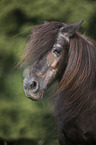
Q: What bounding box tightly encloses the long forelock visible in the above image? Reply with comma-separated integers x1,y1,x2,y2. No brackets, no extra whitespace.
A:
24,21,65,65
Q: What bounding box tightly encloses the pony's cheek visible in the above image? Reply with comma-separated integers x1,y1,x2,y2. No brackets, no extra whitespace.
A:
43,68,57,88
47,53,56,66
51,60,57,69
47,53,61,70
51,59,60,69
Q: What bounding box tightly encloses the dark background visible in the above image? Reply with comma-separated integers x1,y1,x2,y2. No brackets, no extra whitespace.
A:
0,0,96,144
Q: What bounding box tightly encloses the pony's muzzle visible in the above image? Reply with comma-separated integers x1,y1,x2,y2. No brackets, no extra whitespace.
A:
23,76,44,101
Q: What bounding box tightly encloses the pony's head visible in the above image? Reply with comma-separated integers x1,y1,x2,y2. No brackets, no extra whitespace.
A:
23,20,84,101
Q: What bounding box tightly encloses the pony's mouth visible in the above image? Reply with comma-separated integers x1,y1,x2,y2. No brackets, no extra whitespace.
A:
24,88,44,101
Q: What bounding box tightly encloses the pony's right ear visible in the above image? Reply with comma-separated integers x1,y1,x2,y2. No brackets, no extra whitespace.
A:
59,20,84,40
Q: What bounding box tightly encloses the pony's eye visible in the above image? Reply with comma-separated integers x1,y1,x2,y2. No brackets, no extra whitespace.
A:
53,48,62,56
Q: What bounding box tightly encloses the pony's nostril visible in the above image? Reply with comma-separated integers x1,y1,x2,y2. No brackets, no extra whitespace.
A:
30,81,37,89
30,81,38,92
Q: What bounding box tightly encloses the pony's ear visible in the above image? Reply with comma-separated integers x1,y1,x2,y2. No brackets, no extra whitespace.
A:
59,20,84,38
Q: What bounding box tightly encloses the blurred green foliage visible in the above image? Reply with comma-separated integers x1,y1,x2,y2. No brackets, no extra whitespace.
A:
0,0,96,144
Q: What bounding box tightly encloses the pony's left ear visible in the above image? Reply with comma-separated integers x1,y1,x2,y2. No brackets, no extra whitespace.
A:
59,20,84,38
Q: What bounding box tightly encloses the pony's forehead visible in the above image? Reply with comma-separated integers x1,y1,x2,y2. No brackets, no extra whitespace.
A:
26,21,66,64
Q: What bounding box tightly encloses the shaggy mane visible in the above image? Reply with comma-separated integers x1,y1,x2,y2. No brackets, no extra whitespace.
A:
56,32,96,119
59,33,96,90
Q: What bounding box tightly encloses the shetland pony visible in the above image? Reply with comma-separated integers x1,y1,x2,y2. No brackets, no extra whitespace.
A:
23,20,96,145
